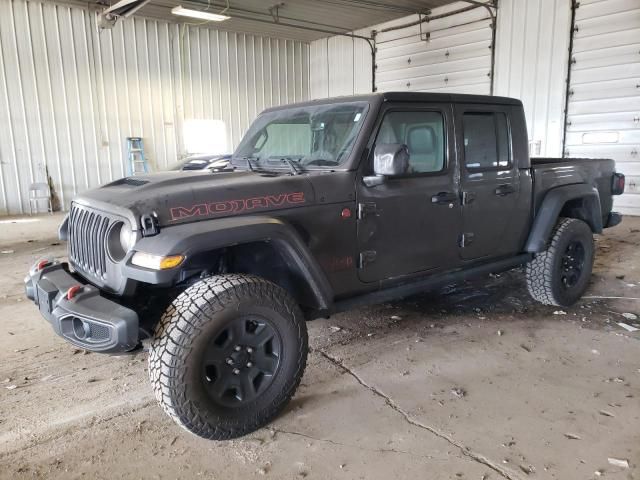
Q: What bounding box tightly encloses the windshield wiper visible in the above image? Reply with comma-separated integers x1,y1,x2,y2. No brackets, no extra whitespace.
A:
279,157,304,176
235,155,304,175
235,155,261,172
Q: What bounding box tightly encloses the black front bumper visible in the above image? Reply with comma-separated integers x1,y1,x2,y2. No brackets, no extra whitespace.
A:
25,261,139,354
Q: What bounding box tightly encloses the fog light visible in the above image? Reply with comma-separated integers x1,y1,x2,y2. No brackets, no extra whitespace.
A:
131,252,184,270
72,317,90,340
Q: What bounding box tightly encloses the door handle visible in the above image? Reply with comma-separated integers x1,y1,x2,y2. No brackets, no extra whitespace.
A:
431,191,458,205
494,184,516,196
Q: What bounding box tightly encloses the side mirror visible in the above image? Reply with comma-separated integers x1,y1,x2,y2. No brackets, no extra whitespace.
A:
363,143,410,187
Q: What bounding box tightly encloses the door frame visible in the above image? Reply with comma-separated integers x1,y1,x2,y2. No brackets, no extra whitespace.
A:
453,103,524,261
354,101,462,283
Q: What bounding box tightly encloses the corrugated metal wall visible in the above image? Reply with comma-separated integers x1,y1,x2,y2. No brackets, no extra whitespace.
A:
309,30,372,99
0,0,309,215
493,0,572,157
565,0,640,215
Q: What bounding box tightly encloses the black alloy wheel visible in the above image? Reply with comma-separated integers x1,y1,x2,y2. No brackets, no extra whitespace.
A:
560,240,586,289
202,316,281,407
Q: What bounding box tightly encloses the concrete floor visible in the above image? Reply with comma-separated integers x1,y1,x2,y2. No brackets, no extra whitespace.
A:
0,213,639,480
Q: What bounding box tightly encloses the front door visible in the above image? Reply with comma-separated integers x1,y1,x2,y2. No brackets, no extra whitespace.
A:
454,104,529,260
356,104,462,283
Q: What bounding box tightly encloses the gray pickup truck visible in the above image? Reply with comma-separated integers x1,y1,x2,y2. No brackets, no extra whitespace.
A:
25,92,625,440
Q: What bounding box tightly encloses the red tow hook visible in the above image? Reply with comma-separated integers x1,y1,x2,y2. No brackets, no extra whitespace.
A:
66,285,83,300
37,260,51,271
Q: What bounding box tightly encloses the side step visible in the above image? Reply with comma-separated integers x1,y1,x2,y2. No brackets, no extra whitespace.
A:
333,254,533,314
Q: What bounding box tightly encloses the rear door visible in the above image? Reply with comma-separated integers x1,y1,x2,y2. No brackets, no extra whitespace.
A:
356,103,462,283
455,104,529,260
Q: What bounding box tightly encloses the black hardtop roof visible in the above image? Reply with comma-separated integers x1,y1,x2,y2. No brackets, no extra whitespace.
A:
262,91,522,113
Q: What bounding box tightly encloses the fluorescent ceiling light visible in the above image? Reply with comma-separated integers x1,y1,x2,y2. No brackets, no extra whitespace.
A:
171,6,230,22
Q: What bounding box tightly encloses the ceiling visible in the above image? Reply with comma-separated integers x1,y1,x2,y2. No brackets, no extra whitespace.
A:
95,0,466,42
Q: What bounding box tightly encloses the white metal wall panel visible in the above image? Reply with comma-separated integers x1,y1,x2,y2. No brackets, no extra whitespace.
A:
180,30,308,151
493,0,572,157
0,0,309,215
565,0,640,215
309,29,372,99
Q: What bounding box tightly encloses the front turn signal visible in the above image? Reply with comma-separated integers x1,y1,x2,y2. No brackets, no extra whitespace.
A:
131,252,184,270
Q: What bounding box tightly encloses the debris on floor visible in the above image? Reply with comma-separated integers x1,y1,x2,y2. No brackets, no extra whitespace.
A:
564,433,581,440
450,387,466,398
553,310,567,315
519,464,535,475
621,312,638,321
617,322,639,332
607,458,630,468
257,462,271,475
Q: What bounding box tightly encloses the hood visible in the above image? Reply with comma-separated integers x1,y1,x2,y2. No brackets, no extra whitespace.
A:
76,170,317,229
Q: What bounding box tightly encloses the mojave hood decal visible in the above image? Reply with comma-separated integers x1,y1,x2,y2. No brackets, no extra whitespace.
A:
170,191,306,221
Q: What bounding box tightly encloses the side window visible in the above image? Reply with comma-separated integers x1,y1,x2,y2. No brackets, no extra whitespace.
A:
375,111,445,174
462,112,510,170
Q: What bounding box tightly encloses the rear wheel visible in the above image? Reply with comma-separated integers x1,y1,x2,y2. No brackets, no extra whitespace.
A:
526,217,594,306
148,274,307,439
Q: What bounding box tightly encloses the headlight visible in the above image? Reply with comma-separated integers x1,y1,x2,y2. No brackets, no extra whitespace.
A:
131,252,184,270
119,222,135,252
106,221,135,262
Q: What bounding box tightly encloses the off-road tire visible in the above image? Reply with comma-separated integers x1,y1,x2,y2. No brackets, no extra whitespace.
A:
148,274,307,440
526,217,594,307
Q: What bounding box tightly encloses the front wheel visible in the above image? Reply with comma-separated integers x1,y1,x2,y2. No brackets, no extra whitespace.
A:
526,217,595,307
148,274,308,440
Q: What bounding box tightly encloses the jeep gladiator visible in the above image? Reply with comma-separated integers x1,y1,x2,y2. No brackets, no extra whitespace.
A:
24,92,625,439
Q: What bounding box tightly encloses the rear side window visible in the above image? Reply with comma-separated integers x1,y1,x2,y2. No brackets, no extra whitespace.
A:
376,111,445,174
462,112,510,170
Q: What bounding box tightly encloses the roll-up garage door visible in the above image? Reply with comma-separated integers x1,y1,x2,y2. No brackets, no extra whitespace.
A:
565,0,640,215
374,2,494,95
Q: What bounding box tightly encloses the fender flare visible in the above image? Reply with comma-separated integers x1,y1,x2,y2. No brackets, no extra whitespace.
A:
525,184,602,253
123,216,334,311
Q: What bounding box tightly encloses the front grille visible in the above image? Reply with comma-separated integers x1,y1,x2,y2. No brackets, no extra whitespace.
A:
68,204,110,278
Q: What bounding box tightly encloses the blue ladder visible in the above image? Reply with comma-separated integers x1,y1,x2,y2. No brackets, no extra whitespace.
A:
126,137,149,175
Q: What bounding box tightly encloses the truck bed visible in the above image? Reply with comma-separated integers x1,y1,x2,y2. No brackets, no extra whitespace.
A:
530,157,616,223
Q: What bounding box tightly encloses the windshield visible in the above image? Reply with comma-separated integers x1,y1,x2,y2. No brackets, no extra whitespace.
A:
233,101,369,170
